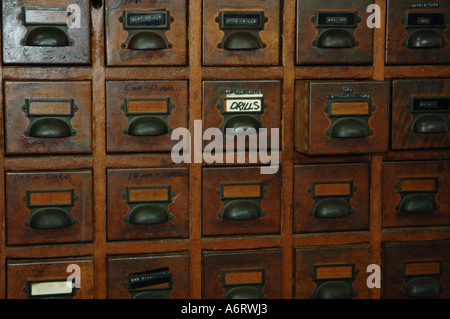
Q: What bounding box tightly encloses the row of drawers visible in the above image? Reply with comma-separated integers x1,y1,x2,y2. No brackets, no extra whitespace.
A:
3,0,450,66
3,79,450,155
6,241,450,299
4,160,449,245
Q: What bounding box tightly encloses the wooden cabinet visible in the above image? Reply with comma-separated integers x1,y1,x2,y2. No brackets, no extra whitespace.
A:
0,0,448,301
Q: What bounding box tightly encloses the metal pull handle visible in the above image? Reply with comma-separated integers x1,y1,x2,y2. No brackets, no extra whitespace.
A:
219,269,267,299
124,267,176,299
400,261,445,297
19,7,75,47
122,186,175,225
121,98,174,136
217,183,267,220
216,11,268,50
22,99,78,138
310,264,358,299
324,88,375,139
312,11,360,48
23,189,78,229
407,97,450,133
395,177,441,214
119,9,173,50
308,181,357,218
402,12,448,48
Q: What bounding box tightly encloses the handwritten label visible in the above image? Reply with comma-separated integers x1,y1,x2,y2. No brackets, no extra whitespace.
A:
225,93,263,113
127,170,188,181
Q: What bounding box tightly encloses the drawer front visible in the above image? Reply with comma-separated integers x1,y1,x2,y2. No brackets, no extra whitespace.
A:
107,252,189,299
383,241,450,299
391,79,450,150
386,0,450,65
294,163,370,233
202,0,281,66
294,245,372,299
202,80,281,152
2,0,91,65
202,167,281,236
382,161,450,228
5,81,92,155
105,0,187,66
106,81,189,153
203,249,282,299
7,257,94,299
107,168,189,241
295,80,390,155
6,170,93,246
296,0,374,65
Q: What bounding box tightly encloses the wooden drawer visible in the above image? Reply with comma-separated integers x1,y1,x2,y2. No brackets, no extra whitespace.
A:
296,0,374,65
5,81,92,155
391,78,450,151
2,0,91,65
6,170,93,246
106,81,189,153
107,252,189,299
106,168,189,241
382,161,450,228
105,0,187,66
202,249,282,299
294,245,372,299
383,241,450,299
7,257,94,299
386,0,450,65
202,80,281,151
202,0,281,66
294,163,370,233
294,80,390,155
202,166,281,237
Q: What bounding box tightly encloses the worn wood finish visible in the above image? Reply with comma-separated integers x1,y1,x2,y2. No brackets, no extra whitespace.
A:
385,0,450,65
105,0,188,66
202,166,281,236
5,170,93,245
106,81,189,153
0,0,448,300
6,257,94,299
202,80,281,151
294,244,372,299
106,168,189,241
4,81,92,155
294,80,390,155
202,249,282,299
382,161,450,228
294,163,370,233
202,0,281,66
296,0,374,65
2,0,91,65
391,78,450,150
106,252,190,299
383,241,450,299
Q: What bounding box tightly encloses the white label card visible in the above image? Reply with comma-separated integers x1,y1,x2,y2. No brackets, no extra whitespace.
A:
225,93,264,113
